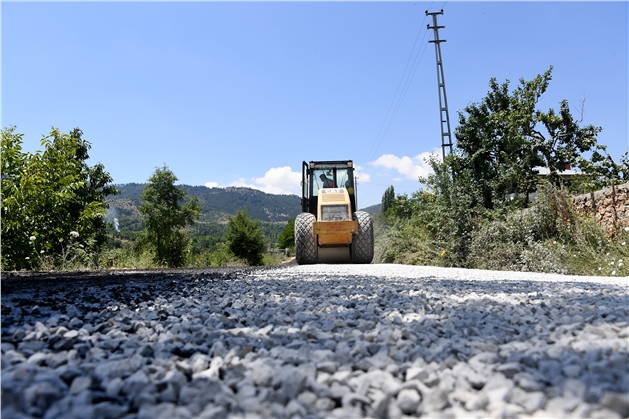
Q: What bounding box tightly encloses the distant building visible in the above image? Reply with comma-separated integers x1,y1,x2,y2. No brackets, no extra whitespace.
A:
533,164,578,180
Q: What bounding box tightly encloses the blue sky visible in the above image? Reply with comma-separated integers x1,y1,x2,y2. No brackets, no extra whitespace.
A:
3,1,628,208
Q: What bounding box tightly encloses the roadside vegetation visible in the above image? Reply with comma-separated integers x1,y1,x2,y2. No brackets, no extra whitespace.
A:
1,127,119,271
375,68,629,276
3,67,627,273
1,127,291,271
135,165,201,268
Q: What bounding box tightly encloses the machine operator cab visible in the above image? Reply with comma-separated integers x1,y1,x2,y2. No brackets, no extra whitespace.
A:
301,160,356,217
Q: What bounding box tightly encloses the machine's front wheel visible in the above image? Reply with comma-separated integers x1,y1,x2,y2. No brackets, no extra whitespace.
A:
295,213,318,265
351,211,374,264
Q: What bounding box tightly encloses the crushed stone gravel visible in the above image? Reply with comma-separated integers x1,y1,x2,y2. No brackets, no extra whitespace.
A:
1,264,628,418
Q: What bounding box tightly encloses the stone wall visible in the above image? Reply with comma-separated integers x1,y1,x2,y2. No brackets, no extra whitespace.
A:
571,182,629,233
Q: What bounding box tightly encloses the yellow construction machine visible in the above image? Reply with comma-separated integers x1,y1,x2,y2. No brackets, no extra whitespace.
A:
295,160,373,264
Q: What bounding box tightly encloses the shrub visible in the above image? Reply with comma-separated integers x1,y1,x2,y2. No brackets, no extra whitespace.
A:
376,180,627,276
376,217,439,266
1,127,118,271
277,218,295,251
226,209,266,266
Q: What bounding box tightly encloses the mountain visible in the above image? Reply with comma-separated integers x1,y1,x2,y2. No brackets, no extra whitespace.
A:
107,184,302,226
361,203,382,215
106,184,377,241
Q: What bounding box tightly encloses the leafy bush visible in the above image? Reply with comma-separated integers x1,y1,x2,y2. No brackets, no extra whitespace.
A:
1,127,118,271
376,176,628,276
101,247,158,270
277,218,295,250
467,209,568,274
226,209,266,266
467,213,532,272
375,216,439,266
518,241,568,274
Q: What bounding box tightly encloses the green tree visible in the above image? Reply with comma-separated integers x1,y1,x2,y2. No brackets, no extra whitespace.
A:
381,185,395,215
576,148,629,190
277,218,295,250
226,209,266,266
1,126,118,270
137,165,201,267
378,69,627,273
454,66,609,209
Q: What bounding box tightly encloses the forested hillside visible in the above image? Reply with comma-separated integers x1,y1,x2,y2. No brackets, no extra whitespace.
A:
108,184,301,225
106,184,302,256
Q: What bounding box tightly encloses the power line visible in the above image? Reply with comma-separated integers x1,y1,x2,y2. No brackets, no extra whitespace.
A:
365,27,431,167
362,5,435,168
380,36,431,149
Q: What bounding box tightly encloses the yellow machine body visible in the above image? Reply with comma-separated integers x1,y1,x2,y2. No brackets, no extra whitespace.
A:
296,159,373,265
313,188,357,247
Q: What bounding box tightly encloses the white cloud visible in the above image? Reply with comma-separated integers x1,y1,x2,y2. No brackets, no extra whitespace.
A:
370,150,440,181
206,167,301,195
228,177,257,189
353,164,371,184
252,166,301,195
207,163,378,196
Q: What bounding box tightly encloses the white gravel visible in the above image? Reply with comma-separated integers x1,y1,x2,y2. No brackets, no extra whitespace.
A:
2,264,628,419
288,264,629,285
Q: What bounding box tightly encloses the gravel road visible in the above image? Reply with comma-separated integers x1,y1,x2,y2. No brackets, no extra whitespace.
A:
1,264,628,418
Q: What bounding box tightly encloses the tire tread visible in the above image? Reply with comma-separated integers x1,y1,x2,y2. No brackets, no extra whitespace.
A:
351,211,374,264
295,213,317,265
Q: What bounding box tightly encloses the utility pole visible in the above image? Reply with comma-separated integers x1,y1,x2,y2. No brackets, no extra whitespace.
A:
426,9,453,160
354,176,359,210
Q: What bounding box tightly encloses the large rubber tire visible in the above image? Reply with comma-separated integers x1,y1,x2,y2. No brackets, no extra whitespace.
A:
295,213,318,265
351,211,374,264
